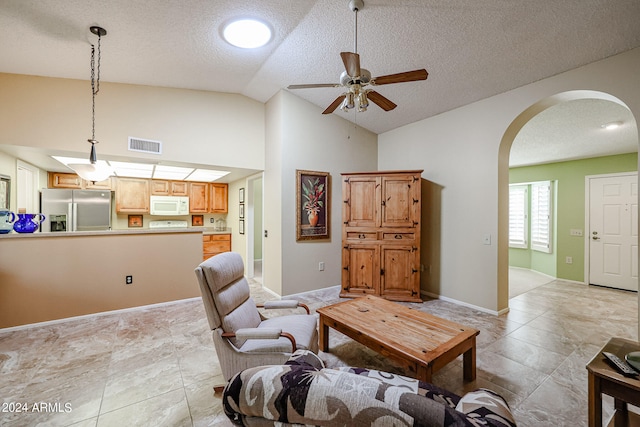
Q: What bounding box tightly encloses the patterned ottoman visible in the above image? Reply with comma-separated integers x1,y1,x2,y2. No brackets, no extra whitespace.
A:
222,350,516,426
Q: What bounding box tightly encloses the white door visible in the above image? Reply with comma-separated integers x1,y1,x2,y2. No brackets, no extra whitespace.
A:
588,173,638,291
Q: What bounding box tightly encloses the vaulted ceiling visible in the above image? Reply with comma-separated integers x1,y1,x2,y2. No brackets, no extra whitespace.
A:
1,0,639,166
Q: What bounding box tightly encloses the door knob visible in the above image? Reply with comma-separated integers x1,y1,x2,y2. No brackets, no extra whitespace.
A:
592,236,600,240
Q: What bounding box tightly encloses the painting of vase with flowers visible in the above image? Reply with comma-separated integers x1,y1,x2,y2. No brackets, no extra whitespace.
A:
296,170,330,241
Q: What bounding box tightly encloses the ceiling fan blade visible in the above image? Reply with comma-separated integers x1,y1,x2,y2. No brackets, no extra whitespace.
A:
372,69,428,86
340,52,361,78
288,83,340,89
367,91,397,111
322,96,345,114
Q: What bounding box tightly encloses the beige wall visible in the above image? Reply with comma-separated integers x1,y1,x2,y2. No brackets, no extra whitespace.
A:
271,91,378,296
0,73,265,170
0,232,202,328
378,47,640,314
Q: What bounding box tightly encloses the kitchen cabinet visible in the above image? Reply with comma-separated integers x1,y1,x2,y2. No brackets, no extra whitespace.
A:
150,180,189,196
189,182,209,213
210,183,228,213
203,233,231,261
115,177,150,213
341,170,422,302
48,172,112,190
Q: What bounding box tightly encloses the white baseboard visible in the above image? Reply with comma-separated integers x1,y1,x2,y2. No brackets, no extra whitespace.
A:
421,290,509,316
0,297,202,333
285,285,341,300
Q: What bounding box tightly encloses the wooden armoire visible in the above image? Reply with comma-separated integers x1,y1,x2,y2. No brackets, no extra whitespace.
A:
341,170,423,302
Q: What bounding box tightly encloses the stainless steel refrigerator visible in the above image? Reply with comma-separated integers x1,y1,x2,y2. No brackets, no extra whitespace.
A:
40,189,112,232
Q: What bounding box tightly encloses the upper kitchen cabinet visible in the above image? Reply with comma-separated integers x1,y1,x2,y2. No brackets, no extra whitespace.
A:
210,183,228,213
188,182,209,213
48,172,112,190
115,177,150,213
150,180,188,196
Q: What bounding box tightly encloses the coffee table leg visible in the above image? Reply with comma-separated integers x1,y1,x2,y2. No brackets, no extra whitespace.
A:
319,315,329,352
417,365,433,383
463,339,476,381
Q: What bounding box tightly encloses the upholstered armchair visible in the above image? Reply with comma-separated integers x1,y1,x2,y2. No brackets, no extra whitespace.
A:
194,252,319,388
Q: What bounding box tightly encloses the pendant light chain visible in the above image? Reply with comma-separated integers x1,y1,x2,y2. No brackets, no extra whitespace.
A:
90,33,102,142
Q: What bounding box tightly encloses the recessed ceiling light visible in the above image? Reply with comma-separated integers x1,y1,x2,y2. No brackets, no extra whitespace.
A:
223,19,272,48
185,169,230,182
602,121,623,130
51,156,229,182
153,165,193,180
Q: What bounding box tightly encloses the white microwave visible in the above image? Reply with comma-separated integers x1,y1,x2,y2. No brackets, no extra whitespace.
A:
150,196,189,216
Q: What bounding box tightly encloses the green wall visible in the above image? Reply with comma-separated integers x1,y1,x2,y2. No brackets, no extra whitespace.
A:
509,152,637,282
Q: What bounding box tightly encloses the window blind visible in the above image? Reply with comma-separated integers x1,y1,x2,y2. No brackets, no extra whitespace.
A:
509,185,528,248
531,181,552,253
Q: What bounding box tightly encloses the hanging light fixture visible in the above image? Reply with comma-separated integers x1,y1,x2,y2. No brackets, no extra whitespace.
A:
68,26,113,183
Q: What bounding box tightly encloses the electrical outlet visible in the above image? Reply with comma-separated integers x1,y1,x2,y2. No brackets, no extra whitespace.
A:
126,275,133,284
210,218,214,223
319,262,325,271
565,257,573,264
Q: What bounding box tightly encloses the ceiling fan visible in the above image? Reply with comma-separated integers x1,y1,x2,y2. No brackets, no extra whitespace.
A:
287,0,428,115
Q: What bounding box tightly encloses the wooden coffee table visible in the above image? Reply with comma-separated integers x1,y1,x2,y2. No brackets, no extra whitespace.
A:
317,295,480,382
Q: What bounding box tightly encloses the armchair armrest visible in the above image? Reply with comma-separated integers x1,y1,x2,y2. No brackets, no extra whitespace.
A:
258,300,311,314
222,328,297,352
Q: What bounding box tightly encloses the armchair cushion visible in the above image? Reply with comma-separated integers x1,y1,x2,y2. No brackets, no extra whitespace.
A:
239,315,319,354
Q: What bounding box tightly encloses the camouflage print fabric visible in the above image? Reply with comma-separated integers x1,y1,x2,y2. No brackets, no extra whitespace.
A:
222,355,516,427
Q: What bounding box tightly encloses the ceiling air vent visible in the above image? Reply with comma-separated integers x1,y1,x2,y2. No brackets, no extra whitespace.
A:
128,137,162,155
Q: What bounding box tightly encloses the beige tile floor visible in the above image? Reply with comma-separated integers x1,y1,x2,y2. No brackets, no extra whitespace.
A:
0,274,637,426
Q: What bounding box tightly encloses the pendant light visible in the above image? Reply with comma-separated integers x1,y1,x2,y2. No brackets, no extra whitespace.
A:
68,26,112,183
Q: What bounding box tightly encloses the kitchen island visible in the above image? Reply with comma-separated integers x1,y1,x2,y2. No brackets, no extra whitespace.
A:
0,228,223,329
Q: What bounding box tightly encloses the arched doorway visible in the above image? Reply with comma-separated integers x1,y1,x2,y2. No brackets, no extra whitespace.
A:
497,90,639,310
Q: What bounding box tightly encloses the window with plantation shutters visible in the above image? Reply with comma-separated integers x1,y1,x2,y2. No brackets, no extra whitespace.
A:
531,181,552,253
509,185,528,248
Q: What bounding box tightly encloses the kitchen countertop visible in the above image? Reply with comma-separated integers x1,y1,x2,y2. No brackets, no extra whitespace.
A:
0,227,232,239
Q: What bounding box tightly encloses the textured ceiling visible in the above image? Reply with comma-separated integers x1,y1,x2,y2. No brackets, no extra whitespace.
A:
0,0,639,167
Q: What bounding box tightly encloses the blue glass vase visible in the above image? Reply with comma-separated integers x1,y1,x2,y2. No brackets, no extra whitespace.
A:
13,213,46,233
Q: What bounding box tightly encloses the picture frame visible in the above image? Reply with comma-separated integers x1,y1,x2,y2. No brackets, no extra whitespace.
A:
191,214,204,226
239,204,245,219
239,187,245,203
296,169,330,241
0,174,10,210
128,214,143,228
239,219,245,235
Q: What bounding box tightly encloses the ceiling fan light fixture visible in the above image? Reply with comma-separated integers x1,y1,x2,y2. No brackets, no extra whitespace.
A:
346,92,355,109
222,19,272,48
358,91,369,110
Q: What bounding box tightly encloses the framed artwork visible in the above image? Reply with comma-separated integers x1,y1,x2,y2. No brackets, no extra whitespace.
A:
239,219,245,235
239,204,245,219
191,214,204,226
128,214,143,228
296,170,330,241
0,174,9,210
239,187,245,203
